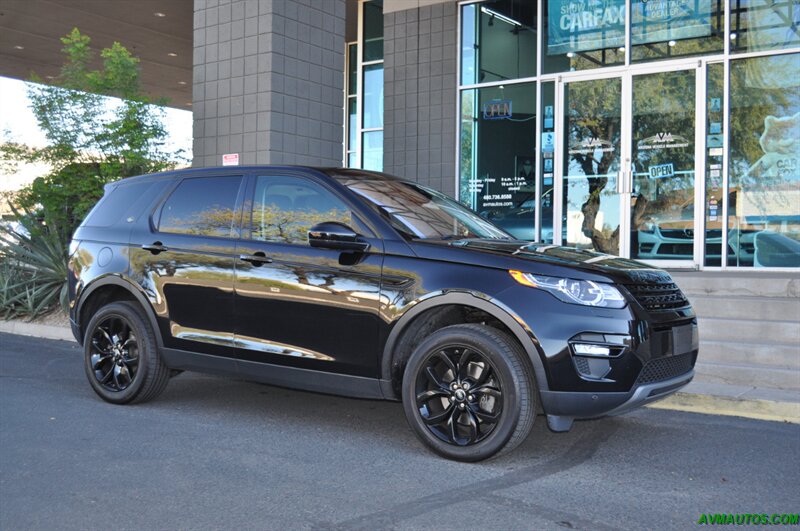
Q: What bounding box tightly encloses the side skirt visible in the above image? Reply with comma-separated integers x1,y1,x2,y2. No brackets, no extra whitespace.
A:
162,348,385,400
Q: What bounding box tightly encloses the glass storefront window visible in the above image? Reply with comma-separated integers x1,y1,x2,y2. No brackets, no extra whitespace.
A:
562,77,622,254
363,130,383,171
731,0,800,53
705,63,726,266
543,0,626,73
541,82,556,243
630,69,697,262
728,54,800,267
363,64,383,129
459,83,537,240
631,0,725,62
461,1,537,85
363,0,384,62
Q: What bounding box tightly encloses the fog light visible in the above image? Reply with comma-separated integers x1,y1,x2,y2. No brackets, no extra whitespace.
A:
573,344,611,356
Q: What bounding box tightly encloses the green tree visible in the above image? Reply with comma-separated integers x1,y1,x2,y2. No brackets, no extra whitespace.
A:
2,28,186,242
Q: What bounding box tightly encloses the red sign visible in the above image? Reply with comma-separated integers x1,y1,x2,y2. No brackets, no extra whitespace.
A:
222,153,239,166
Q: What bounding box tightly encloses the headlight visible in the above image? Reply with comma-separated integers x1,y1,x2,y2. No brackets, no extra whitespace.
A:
509,270,627,309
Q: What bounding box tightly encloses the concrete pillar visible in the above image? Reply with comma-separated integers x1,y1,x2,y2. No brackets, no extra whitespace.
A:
192,0,346,167
382,0,458,196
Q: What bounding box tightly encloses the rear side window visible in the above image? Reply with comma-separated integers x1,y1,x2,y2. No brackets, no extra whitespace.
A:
158,176,242,238
83,180,157,227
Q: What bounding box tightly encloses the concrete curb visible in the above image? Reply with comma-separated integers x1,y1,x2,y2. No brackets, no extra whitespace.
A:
1,322,799,425
0,320,74,342
647,392,800,424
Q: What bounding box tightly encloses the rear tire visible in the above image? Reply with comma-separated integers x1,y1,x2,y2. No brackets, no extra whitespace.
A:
401,324,536,462
83,301,170,404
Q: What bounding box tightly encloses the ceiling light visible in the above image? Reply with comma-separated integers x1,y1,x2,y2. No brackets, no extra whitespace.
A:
480,6,521,27
618,46,625,52
13,45,24,50
154,12,166,17
668,40,677,47
566,52,575,58
178,81,187,85
167,52,178,57
730,33,737,40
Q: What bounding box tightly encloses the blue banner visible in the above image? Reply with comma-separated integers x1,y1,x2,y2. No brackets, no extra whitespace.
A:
547,0,712,55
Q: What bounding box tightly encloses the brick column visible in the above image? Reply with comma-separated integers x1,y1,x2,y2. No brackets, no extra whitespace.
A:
192,0,346,167
383,0,458,196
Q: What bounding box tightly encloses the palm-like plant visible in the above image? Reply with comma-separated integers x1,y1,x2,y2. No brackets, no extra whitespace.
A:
0,207,69,319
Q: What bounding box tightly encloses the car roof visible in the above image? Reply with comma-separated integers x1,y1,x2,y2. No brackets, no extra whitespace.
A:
114,166,403,186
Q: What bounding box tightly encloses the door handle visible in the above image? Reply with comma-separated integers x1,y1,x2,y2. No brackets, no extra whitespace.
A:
142,242,168,254
239,252,272,265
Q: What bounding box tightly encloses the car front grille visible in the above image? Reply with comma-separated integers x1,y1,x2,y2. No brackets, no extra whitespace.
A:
624,281,691,312
635,352,696,386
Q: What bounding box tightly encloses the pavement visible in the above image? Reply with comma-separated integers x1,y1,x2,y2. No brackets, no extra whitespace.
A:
2,318,798,425
1,332,799,530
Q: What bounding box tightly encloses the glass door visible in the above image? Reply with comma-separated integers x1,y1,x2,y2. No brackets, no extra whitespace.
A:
628,66,701,266
554,64,703,266
556,75,624,256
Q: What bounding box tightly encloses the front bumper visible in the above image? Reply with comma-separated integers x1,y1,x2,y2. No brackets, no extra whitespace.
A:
539,368,694,431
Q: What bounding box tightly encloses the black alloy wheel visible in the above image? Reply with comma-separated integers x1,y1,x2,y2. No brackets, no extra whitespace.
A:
89,316,139,392
415,346,503,446
402,324,536,462
83,301,170,404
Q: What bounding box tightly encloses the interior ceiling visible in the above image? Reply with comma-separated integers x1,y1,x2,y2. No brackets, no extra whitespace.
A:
0,0,192,109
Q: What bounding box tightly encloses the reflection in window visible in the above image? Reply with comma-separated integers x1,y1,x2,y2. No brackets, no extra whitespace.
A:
731,0,800,53
250,176,352,245
459,83,537,240
729,54,800,267
630,70,696,261
159,177,242,238
631,0,724,62
363,65,384,129
461,0,537,85
563,78,622,255
363,130,383,171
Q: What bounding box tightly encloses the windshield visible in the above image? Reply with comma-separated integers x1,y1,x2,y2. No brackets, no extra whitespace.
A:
335,176,511,240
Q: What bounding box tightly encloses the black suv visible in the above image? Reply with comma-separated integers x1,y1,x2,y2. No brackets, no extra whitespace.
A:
68,167,698,461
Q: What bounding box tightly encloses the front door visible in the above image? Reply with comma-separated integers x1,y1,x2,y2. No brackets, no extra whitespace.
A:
233,171,384,378
555,63,702,266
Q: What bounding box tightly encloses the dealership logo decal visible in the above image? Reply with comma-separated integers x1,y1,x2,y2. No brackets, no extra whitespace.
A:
639,132,691,150
569,136,614,154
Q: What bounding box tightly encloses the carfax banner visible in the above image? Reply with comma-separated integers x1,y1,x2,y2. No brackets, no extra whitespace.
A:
547,0,712,55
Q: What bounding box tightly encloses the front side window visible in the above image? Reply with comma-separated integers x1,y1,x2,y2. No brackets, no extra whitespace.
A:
249,176,352,245
158,176,242,238
338,176,510,240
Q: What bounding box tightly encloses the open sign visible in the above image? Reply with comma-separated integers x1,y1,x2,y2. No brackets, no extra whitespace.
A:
649,163,674,179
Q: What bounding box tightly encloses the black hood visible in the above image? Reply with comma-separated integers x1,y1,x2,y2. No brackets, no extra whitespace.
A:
433,239,670,284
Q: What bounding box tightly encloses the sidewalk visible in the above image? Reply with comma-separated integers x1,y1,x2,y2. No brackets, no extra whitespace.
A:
2,317,798,424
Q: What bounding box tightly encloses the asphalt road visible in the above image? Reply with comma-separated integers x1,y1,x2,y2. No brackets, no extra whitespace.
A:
1,332,798,531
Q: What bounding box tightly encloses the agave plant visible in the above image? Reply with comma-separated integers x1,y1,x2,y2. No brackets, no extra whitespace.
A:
0,207,69,320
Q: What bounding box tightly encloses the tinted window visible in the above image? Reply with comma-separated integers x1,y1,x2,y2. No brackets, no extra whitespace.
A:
249,176,352,245
83,180,157,227
158,176,242,237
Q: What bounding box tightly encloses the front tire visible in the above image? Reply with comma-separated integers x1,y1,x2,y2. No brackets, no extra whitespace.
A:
83,301,170,404
402,324,536,462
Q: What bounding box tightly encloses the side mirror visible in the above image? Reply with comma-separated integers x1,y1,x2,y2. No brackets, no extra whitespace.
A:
308,222,370,252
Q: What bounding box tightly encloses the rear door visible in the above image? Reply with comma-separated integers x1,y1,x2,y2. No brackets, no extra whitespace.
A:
129,173,245,358
233,171,384,377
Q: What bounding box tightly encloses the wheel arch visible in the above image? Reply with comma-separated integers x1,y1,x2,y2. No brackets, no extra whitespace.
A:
380,291,549,399
76,275,162,348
